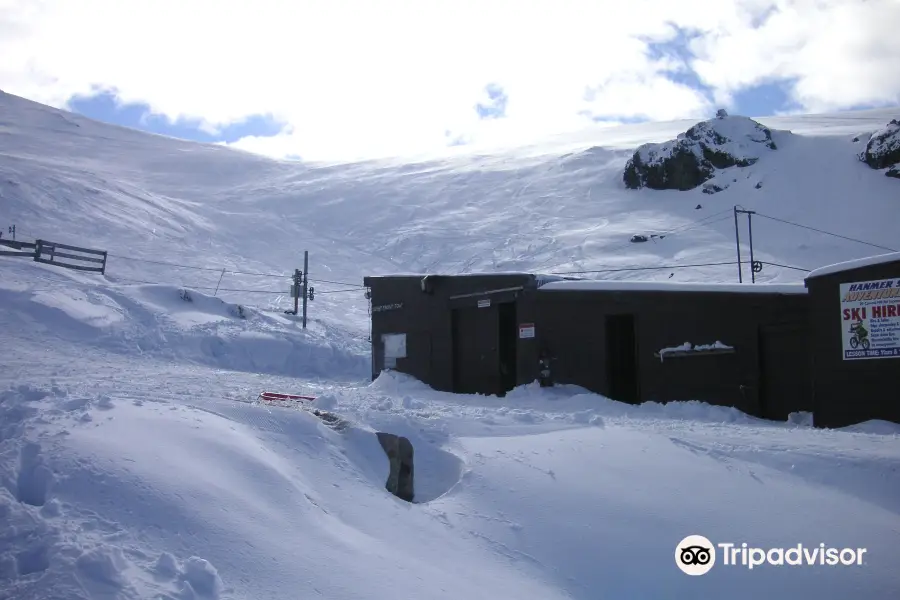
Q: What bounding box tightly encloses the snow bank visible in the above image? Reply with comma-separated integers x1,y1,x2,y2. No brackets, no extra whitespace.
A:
539,280,807,294
0,278,369,381
656,340,734,362
806,251,900,279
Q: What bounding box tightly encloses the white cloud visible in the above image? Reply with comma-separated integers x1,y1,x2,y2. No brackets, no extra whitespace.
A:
688,0,900,112
0,0,898,161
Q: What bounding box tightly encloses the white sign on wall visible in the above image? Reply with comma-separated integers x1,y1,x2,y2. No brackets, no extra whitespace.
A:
519,323,535,339
383,333,407,359
840,277,900,360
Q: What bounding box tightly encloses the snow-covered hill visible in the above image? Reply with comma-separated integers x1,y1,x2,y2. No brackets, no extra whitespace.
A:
2,91,900,599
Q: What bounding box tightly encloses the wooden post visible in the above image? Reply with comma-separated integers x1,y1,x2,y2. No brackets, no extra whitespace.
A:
302,250,309,329
101,251,108,275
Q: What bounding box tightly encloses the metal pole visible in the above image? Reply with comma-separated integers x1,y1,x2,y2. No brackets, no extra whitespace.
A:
733,206,743,283
214,268,226,296
293,268,301,315
302,250,309,329
747,211,756,284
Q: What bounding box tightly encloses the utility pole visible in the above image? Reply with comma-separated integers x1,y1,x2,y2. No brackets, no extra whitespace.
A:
747,210,756,283
735,207,759,283
733,206,743,283
301,250,309,329
292,268,301,315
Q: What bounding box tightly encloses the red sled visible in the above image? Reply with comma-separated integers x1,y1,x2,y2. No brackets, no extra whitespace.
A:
257,391,316,405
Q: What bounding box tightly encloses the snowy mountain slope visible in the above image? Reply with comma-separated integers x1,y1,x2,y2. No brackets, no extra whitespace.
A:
3,90,898,308
3,91,900,599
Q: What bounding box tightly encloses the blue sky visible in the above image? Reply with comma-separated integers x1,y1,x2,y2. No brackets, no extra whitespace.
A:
68,91,286,144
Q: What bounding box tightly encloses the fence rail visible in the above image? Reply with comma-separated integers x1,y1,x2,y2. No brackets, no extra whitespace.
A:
0,238,107,274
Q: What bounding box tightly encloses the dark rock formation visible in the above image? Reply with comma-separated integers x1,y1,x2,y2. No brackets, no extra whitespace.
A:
376,432,414,502
858,119,900,176
309,408,348,430
623,115,780,191
702,182,727,195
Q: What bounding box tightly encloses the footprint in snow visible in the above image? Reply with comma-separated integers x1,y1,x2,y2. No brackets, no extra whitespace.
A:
15,442,53,507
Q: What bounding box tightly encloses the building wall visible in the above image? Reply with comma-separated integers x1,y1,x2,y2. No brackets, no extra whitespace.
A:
364,274,815,423
534,289,811,419
364,274,541,394
806,259,900,428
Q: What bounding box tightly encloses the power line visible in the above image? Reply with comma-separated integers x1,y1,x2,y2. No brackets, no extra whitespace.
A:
309,277,365,288
112,276,288,295
107,253,289,278
760,261,810,272
224,269,290,279
550,261,740,276
551,259,812,278
754,213,897,253
314,288,367,295
663,209,734,237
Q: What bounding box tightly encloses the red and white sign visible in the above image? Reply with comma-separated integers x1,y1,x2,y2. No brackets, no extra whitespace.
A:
257,391,316,406
519,323,535,339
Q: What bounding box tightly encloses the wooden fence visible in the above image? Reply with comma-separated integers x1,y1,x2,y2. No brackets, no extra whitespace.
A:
0,238,108,274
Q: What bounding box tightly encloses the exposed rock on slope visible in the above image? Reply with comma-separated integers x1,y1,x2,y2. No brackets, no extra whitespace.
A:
858,119,900,178
623,111,781,191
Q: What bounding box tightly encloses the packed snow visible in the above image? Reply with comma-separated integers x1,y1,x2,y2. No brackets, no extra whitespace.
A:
2,91,900,599
538,280,806,294
807,251,900,279
656,341,735,362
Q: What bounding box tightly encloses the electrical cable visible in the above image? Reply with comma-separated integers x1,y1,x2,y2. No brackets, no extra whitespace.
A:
754,213,897,252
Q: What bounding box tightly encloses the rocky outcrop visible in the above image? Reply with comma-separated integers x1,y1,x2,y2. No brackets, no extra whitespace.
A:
376,432,414,502
858,119,900,177
623,113,780,191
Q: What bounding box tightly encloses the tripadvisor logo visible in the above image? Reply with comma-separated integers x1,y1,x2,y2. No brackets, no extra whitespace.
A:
675,535,868,575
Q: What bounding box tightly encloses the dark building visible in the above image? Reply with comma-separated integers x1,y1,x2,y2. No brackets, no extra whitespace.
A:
534,280,811,420
363,273,558,396
364,273,813,421
804,252,900,428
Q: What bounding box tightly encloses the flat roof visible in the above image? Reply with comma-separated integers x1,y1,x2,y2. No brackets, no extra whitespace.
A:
805,252,900,280
364,272,573,283
365,271,542,278
538,280,808,294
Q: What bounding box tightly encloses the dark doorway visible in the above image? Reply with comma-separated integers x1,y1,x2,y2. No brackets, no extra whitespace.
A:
759,324,812,420
451,305,500,395
497,302,518,395
606,314,639,403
